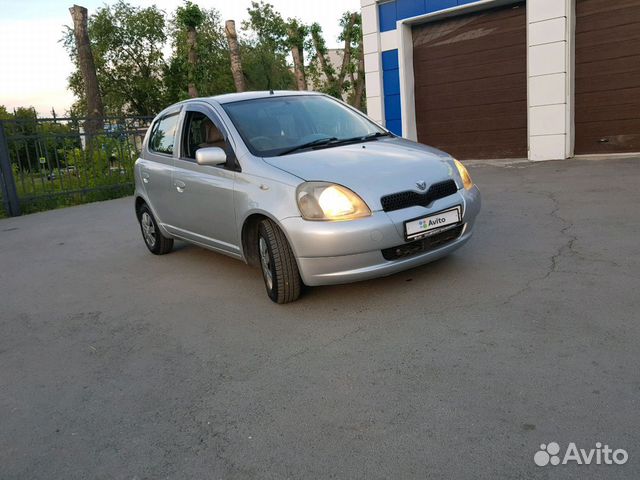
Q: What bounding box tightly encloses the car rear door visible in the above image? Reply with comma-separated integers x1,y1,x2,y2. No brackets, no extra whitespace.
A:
139,107,182,228
168,103,240,255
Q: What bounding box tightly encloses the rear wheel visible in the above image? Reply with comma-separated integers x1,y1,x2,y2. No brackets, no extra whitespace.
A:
257,219,301,304
138,204,173,255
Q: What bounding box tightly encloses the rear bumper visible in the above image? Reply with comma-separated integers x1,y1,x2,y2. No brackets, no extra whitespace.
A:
280,185,481,286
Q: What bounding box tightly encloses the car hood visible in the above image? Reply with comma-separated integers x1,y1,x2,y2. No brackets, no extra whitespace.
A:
263,137,459,211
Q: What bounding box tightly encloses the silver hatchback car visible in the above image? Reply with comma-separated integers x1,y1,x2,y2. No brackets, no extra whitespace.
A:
135,91,480,303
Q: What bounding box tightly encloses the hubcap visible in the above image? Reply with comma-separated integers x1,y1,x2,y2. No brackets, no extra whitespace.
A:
141,212,156,248
259,236,273,291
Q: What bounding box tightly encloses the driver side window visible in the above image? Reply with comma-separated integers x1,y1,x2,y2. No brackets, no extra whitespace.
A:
182,111,229,161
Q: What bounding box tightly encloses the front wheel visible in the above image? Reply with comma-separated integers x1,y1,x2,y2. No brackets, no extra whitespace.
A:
257,219,302,304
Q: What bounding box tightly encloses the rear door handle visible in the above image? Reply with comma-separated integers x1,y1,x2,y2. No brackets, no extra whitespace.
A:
174,180,186,193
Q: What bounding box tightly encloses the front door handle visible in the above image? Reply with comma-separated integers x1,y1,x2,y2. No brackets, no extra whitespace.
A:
174,180,186,193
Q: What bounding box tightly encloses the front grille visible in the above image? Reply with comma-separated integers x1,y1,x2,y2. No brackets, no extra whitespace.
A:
380,180,458,212
381,225,464,261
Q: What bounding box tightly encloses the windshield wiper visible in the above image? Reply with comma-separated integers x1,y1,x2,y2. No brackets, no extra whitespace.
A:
277,132,392,156
277,137,338,156
360,131,394,141
311,131,394,150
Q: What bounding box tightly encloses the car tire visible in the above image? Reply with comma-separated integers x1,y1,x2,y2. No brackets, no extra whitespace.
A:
138,204,173,255
257,218,302,304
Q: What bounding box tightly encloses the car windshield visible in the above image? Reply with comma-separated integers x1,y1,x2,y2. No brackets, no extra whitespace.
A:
221,95,387,157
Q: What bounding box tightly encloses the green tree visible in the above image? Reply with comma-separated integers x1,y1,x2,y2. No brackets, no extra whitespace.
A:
240,3,365,108
69,5,104,136
0,107,78,173
244,1,288,52
287,19,308,90
2,107,39,171
63,1,167,116
341,12,365,110
0,105,12,121
307,11,366,109
175,1,205,98
165,6,235,102
241,1,294,90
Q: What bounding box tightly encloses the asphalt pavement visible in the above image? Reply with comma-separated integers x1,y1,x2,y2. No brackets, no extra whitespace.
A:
1,157,639,479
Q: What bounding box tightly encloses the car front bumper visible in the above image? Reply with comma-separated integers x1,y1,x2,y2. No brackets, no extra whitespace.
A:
280,185,481,286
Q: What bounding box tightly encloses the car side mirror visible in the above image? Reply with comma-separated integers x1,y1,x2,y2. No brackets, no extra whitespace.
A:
196,147,226,166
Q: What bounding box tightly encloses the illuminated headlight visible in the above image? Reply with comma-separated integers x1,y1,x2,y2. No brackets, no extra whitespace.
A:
454,159,474,190
296,182,371,221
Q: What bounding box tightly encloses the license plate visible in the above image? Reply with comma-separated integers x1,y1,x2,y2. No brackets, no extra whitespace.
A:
404,206,461,240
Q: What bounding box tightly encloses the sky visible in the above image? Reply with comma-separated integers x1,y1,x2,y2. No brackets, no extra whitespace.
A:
0,0,360,116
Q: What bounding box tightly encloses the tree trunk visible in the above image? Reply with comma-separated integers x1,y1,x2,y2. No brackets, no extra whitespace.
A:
289,27,306,91
186,25,198,98
349,18,365,110
337,13,357,92
291,45,307,91
225,20,246,93
351,33,366,111
69,5,104,136
311,31,335,85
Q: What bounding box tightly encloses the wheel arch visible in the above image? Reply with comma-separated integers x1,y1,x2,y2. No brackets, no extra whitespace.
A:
134,194,172,239
135,196,146,220
240,211,299,268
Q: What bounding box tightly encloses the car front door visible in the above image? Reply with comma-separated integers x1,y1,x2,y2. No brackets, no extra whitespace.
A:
167,103,240,256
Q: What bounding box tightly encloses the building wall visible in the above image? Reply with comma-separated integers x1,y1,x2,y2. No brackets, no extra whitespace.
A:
527,0,573,160
361,0,575,161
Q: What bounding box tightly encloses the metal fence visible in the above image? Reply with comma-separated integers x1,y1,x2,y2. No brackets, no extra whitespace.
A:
0,115,153,217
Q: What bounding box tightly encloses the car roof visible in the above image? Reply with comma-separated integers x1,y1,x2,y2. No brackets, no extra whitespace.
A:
153,90,326,118
198,90,323,105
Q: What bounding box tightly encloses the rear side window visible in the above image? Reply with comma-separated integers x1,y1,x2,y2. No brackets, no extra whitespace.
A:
149,113,180,155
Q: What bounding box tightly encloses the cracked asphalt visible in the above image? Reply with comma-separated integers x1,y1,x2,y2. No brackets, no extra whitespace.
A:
1,157,639,479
